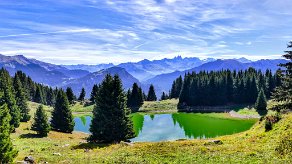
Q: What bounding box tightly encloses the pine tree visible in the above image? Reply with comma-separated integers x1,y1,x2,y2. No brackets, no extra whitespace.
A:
46,87,55,106
226,70,233,102
0,68,21,132
66,87,76,104
127,83,143,112
31,105,50,137
51,90,74,133
126,89,131,107
265,69,275,98
27,76,36,101
161,92,167,100
249,76,258,103
178,75,191,109
146,84,157,101
170,81,176,98
175,76,183,98
89,74,135,142
255,88,267,111
13,74,30,122
272,41,292,111
78,88,86,102
0,104,18,163
90,84,99,104
34,85,44,104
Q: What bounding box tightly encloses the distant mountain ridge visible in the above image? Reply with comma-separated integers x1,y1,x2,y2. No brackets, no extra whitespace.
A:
0,54,90,86
62,63,114,73
63,56,216,81
0,54,285,97
62,67,141,97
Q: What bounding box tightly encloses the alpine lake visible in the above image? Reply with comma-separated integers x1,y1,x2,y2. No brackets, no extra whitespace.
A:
74,113,257,142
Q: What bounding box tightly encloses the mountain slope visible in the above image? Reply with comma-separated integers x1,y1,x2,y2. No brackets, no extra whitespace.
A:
62,67,140,97
117,56,215,81
62,63,114,73
63,56,216,81
0,54,90,86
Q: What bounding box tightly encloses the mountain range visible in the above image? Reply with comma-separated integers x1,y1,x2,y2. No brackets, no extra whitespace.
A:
0,54,286,97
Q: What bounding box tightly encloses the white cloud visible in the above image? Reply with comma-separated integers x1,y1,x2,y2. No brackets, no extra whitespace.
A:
0,0,291,64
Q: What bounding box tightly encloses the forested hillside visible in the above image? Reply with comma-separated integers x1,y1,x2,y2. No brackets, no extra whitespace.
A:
169,68,281,109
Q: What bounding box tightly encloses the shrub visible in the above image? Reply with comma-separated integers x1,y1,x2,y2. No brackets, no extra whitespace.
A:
264,112,281,131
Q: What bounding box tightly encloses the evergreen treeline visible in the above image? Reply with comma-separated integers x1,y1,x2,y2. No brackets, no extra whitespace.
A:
171,68,281,109
11,71,58,107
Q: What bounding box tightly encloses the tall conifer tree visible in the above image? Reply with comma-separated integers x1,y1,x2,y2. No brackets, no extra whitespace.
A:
127,83,143,112
13,74,30,122
89,74,135,142
32,105,50,137
66,87,75,104
0,68,20,132
46,87,55,106
146,84,157,101
34,85,44,104
255,88,267,111
0,104,18,163
90,84,99,104
51,90,74,133
78,88,86,102
272,41,292,111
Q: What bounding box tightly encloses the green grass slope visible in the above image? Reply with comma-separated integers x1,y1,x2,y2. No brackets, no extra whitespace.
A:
13,102,291,163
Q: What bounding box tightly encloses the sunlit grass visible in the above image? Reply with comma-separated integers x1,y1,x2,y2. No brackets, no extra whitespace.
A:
13,102,292,163
139,99,178,113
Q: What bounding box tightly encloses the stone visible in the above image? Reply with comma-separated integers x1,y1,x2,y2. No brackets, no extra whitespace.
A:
24,156,35,164
211,140,223,144
16,161,28,164
61,144,70,147
204,140,223,146
120,141,133,146
53,152,62,156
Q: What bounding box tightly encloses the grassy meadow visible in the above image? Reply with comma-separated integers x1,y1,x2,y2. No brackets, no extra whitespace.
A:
12,101,292,163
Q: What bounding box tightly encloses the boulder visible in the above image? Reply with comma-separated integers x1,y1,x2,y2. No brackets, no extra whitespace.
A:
120,141,133,146
24,156,35,164
53,152,61,156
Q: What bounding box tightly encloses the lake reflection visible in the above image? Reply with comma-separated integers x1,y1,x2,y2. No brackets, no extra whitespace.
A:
74,113,256,142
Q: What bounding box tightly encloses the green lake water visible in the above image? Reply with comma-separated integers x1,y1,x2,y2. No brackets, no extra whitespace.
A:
74,113,257,142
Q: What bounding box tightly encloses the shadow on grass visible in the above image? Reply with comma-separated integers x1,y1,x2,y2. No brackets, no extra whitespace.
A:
19,133,44,138
71,142,111,150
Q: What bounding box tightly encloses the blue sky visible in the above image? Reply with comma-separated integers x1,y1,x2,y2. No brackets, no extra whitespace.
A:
0,0,291,64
